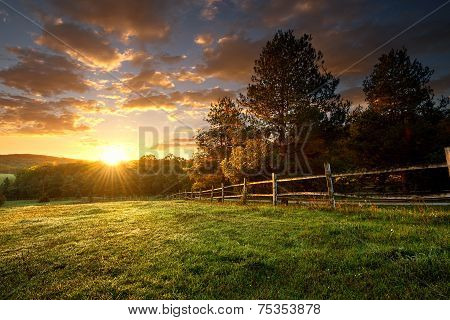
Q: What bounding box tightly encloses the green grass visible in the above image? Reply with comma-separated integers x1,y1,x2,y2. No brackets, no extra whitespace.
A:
1,199,78,208
0,200,448,299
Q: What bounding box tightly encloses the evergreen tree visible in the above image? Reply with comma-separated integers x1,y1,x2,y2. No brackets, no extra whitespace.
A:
350,48,449,167
240,30,350,173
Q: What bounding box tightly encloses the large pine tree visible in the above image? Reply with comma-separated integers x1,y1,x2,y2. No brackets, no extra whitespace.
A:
240,30,350,173
350,48,449,167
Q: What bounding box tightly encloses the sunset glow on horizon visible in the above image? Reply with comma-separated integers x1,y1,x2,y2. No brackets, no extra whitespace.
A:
99,145,129,166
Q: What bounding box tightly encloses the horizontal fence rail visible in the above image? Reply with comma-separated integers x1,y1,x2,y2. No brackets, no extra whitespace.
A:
170,148,450,208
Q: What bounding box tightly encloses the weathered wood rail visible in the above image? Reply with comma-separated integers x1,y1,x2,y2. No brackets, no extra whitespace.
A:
170,148,450,207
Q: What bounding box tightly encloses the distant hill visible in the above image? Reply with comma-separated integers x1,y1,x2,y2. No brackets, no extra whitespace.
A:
0,154,85,173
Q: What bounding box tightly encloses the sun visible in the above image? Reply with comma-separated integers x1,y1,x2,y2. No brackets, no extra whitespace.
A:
100,145,128,166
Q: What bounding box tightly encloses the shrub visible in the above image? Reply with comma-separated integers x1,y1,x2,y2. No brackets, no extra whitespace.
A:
0,194,5,207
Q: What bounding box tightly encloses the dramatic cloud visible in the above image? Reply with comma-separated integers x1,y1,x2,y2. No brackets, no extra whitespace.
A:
2,0,449,142
56,97,108,113
0,47,88,96
47,0,177,41
173,69,205,84
121,87,237,111
36,21,130,70
129,51,153,67
0,94,102,134
196,34,264,82
125,70,174,92
194,33,214,46
245,0,450,81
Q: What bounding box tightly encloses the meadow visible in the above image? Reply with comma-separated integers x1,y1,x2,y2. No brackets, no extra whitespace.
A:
0,200,448,299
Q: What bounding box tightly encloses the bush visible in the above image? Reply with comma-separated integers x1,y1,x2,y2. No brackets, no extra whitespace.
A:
38,196,50,203
0,194,5,207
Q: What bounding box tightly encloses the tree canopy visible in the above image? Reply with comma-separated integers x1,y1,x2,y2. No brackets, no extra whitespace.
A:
349,48,449,167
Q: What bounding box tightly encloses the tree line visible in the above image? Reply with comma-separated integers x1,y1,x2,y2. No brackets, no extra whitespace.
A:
1,30,449,202
1,156,192,201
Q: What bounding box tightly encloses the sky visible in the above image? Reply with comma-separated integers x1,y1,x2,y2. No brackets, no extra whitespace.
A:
0,0,449,161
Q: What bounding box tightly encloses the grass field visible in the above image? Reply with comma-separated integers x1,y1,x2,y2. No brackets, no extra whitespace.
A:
0,200,448,299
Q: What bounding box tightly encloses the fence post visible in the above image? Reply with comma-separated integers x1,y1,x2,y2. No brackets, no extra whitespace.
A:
199,189,202,200
191,189,193,200
324,162,336,209
242,178,247,204
210,185,214,202
272,173,277,206
221,183,224,203
446,147,450,176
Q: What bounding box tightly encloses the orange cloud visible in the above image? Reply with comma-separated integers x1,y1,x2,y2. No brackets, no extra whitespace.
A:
0,94,99,134
36,21,130,70
170,87,237,108
121,87,237,111
129,51,153,67
0,47,88,96
57,98,110,113
194,33,214,46
196,34,264,82
125,70,174,92
47,0,174,41
173,69,206,84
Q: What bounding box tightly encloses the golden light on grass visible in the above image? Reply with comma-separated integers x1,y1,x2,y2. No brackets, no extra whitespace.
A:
99,145,128,166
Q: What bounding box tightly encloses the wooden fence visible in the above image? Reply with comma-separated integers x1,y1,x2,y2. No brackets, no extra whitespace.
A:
170,148,450,207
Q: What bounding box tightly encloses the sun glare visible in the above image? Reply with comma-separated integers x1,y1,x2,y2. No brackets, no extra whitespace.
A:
100,146,128,166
